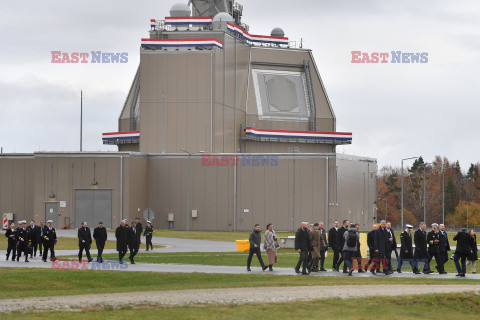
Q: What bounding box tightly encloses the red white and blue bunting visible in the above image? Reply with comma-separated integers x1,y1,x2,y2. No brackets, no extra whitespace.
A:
227,23,289,46
165,16,213,25
244,127,352,144
102,131,140,144
141,38,223,49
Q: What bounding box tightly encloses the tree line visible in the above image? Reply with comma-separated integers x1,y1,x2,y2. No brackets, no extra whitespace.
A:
377,156,480,229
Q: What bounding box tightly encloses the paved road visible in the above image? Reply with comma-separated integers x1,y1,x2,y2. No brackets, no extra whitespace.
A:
1,284,480,313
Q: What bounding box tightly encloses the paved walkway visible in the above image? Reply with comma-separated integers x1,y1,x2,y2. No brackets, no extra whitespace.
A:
1,284,479,313
1,255,479,280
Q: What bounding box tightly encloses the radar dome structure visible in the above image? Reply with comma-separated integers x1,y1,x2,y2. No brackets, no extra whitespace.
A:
170,3,191,17
271,27,285,38
213,12,234,22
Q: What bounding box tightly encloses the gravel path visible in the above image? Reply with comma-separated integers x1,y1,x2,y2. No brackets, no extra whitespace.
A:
2,285,480,313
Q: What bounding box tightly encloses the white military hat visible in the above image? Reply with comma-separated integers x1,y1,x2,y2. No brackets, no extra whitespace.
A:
147,220,151,224
17,220,23,224
47,220,54,223
21,220,27,224
406,224,413,229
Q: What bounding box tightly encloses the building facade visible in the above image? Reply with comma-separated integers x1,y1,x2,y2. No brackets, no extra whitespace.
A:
0,1,377,231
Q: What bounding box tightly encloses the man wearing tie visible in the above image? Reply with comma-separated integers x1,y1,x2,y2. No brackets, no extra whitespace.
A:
135,218,143,246
318,222,328,271
439,224,451,266
414,222,433,274
385,222,396,272
42,220,57,262
128,222,141,264
328,220,340,271
427,223,447,274
93,221,108,263
29,220,40,258
5,222,17,261
78,221,93,263
38,221,45,256
374,220,392,275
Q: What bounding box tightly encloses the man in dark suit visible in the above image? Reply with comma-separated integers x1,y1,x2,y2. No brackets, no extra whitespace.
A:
397,224,418,273
28,220,40,258
128,222,141,264
414,222,432,274
427,223,446,274
453,228,473,277
42,220,57,262
115,220,129,264
295,222,312,275
385,222,396,272
93,221,108,263
38,220,45,256
135,218,143,245
318,222,328,271
328,220,339,271
439,223,451,266
78,221,93,263
5,222,17,261
374,220,391,275
364,224,378,274
335,220,349,273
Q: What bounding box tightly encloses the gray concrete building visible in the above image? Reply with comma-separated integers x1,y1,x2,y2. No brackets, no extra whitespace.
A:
0,1,377,231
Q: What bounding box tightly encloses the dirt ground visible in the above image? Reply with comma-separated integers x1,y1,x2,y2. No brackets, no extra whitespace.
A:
2,284,480,313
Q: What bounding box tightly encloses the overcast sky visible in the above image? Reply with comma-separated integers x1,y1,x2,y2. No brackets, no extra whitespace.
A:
0,0,479,170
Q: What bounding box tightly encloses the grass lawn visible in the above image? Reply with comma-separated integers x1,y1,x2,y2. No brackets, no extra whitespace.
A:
0,268,477,301
99,249,473,274
6,292,480,319
149,230,295,242
0,237,163,251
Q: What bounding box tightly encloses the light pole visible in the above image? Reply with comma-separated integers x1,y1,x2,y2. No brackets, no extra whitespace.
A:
401,157,418,228
378,197,387,221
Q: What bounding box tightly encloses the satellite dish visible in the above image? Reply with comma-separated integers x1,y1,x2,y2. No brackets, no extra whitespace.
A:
143,208,155,221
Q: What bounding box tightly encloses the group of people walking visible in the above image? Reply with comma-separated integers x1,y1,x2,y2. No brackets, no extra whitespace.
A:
77,217,155,264
4,218,155,265
5,220,57,262
246,220,478,277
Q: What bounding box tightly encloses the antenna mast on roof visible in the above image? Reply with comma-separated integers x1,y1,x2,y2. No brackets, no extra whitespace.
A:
189,0,245,27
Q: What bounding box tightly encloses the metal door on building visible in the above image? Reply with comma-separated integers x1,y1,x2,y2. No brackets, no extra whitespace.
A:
75,190,112,229
45,202,58,228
